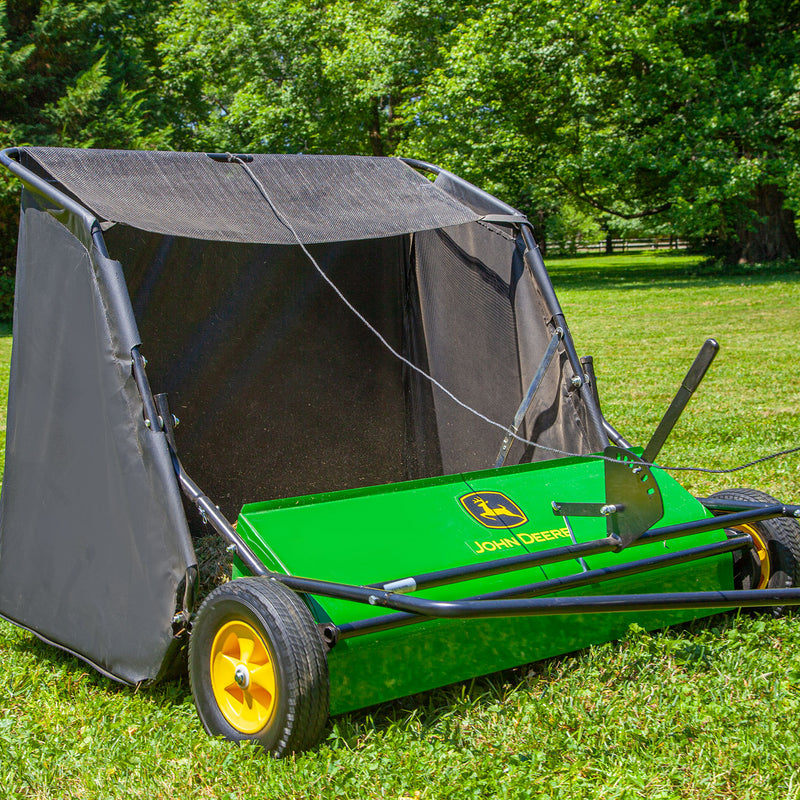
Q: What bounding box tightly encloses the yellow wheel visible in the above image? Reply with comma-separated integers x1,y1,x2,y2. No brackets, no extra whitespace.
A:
189,577,329,756
210,620,277,734
733,523,771,591
711,488,800,616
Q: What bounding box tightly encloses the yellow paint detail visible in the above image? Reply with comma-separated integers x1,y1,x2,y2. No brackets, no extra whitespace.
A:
210,620,277,734
468,527,570,554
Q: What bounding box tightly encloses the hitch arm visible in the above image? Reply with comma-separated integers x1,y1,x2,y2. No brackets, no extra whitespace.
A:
643,338,719,464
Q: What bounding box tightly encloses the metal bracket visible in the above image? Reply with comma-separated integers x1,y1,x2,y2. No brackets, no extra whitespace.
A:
495,328,563,467
552,446,664,549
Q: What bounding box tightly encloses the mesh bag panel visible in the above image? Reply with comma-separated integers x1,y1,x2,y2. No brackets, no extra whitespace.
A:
21,148,479,244
415,225,524,473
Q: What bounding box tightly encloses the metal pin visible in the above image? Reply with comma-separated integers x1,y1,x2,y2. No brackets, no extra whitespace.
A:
562,515,589,573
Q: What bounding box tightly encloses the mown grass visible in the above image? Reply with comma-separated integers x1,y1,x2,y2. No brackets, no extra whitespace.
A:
1,254,799,799
551,252,799,502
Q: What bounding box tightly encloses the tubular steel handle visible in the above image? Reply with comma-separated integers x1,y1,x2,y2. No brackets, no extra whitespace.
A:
643,338,719,464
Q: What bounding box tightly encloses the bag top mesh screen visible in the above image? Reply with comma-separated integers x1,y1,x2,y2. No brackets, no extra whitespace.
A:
21,148,480,244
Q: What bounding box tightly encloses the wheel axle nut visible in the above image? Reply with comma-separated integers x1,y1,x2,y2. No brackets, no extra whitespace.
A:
234,664,250,689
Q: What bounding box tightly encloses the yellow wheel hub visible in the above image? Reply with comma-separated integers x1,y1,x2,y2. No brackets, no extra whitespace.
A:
738,523,771,590
210,620,277,734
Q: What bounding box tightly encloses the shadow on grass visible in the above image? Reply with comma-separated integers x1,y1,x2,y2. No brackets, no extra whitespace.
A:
545,256,800,292
2,619,194,705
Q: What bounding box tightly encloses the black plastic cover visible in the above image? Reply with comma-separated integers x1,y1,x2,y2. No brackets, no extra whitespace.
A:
0,191,195,684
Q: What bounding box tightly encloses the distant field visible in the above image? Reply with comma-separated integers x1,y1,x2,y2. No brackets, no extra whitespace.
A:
550,251,799,502
0,253,799,799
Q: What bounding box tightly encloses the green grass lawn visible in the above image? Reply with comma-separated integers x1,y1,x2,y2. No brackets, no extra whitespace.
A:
1,254,799,799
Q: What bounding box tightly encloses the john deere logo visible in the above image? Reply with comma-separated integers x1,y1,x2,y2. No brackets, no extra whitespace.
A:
459,491,528,529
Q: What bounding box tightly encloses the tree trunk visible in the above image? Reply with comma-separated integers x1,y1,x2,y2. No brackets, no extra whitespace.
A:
733,184,800,263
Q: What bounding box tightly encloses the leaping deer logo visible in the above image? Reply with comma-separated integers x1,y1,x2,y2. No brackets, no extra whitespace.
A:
472,496,525,522
459,491,529,529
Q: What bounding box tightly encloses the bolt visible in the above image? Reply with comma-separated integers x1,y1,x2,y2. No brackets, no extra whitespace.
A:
172,414,180,428
794,509,800,519
225,544,237,554
234,664,250,689
144,418,151,429
600,504,618,516
571,376,582,388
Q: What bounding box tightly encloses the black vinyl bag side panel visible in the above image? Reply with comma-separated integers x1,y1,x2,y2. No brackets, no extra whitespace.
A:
0,191,194,684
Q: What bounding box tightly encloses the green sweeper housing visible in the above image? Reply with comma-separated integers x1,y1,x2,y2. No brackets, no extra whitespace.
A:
1,147,799,756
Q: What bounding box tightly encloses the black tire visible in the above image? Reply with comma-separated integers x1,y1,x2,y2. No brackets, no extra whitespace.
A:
188,577,329,756
710,488,800,616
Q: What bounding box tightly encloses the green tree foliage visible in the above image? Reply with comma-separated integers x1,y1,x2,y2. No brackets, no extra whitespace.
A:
158,0,466,155
1,0,798,281
403,0,800,260
0,0,176,295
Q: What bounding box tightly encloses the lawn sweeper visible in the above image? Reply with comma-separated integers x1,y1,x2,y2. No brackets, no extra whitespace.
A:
1,147,799,756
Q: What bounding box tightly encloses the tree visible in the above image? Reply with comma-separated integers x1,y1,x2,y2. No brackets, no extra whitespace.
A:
158,0,469,155
402,0,800,261
0,0,176,293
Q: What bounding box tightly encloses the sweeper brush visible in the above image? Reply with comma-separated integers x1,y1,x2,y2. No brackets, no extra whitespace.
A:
1,147,798,756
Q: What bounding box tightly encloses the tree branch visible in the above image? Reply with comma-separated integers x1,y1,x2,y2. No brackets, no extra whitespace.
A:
556,175,672,219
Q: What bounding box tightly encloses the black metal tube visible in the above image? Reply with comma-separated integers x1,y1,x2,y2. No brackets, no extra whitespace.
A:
131,348,162,436
175,464,268,578
0,147,102,239
367,587,800,619
603,419,633,449
643,506,788,535
399,158,523,217
338,535,751,639
581,356,633,449
519,225,608,445
369,537,621,592
366,506,779,595
699,497,800,519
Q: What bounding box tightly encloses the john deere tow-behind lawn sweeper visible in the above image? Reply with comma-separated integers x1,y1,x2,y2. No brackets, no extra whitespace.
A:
1,147,798,756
